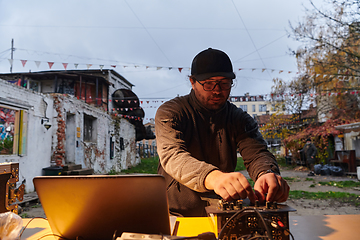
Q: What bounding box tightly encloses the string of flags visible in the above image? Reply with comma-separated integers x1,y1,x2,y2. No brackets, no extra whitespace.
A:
7,58,302,75
7,58,360,81
110,112,142,121
8,58,188,73
75,96,166,106
233,90,360,102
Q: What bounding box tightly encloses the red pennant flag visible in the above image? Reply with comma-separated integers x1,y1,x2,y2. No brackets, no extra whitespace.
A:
140,101,143,104
48,62,54,69
111,65,116,68
178,68,183,73
62,63,68,70
21,60,27,67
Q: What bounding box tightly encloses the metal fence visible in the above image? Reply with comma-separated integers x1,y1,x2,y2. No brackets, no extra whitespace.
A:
137,144,158,158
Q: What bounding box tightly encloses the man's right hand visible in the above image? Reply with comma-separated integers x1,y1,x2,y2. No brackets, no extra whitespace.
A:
204,170,256,202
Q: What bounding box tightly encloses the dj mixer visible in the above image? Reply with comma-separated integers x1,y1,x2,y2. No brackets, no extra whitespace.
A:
205,198,296,240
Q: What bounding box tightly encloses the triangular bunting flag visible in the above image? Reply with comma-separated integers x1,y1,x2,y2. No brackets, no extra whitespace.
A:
48,62,54,69
21,60,27,67
74,63,79,69
8,59,13,65
99,65,104,70
178,68,183,73
35,61,41,68
86,64,92,69
62,63,68,70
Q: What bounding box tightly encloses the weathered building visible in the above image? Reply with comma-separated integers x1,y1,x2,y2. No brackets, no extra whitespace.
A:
0,69,144,192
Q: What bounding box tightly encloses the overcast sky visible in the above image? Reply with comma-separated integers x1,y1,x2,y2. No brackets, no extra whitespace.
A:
0,0,324,122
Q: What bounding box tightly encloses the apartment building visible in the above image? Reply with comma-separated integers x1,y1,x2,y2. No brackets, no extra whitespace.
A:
229,93,277,118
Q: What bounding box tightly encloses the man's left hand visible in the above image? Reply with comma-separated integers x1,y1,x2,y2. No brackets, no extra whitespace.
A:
254,173,289,203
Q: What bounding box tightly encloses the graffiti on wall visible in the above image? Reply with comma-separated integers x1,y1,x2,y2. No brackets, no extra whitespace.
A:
0,107,16,154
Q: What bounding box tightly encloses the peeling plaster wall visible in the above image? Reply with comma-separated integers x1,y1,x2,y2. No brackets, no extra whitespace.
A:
0,79,54,193
109,118,140,172
51,94,138,174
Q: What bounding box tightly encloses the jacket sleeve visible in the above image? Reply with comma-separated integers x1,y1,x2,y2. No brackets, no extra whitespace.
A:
155,103,218,193
235,112,280,181
311,144,317,157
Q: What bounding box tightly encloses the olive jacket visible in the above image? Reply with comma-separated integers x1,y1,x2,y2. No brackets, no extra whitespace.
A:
155,90,279,216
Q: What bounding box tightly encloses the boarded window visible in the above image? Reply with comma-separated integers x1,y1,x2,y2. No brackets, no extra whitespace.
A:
83,114,97,142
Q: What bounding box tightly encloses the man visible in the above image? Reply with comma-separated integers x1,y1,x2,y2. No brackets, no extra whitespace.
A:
155,48,289,217
299,138,317,176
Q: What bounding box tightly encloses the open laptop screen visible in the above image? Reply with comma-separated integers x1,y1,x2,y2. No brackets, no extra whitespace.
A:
33,174,171,240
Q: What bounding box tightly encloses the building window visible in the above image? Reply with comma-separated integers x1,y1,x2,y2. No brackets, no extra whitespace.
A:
29,80,41,92
239,105,247,111
259,104,267,112
252,105,256,112
120,137,125,150
271,104,276,111
84,114,97,142
110,137,115,159
0,106,27,155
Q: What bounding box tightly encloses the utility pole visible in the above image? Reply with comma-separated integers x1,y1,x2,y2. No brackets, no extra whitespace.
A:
10,38,14,73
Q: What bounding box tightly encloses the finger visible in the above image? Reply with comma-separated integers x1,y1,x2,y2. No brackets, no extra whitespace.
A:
245,185,256,203
235,177,256,202
275,180,290,202
215,186,232,201
254,189,265,203
229,178,250,200
266,176,280,202
225,183,242,200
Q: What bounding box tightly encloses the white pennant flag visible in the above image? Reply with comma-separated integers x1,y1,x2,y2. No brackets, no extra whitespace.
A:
8,59,13,65
86,64,92,69
35,61,41,68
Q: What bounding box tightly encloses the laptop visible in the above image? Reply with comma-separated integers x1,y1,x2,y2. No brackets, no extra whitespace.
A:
33,174,171,240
